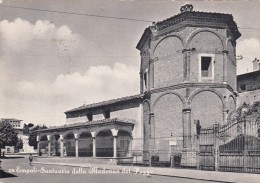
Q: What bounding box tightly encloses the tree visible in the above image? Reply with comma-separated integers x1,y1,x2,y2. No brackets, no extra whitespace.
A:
23,124,30,135
0,121,18,155
29,125,48,149
28,123,34,128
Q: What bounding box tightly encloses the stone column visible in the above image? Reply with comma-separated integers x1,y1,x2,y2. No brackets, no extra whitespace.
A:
222,50,228,84
182,49,188,82
182,108,191,148
36,136,40,155
113,136,118,158
129,137,133,157
223,109,228,124
150,58,157,89
182,49,192,82
149,112,155,148
111,129,119,158
60,135,64,157
74,133,78,157
47,135,51,157
91,132,96,157
187,50,191,82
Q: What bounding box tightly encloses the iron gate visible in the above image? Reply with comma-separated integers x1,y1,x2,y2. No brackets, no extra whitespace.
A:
198,119,260,173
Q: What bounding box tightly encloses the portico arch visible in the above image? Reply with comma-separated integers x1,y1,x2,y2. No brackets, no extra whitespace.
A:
64,132,75,156
78,132,93,157
117,130,132,157
39,135,48,156
96,130,114,157
50,134,61,156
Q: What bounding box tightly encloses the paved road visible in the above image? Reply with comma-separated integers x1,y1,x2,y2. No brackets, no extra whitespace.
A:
0,157,220,183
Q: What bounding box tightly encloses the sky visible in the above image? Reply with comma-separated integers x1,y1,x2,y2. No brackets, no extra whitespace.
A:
0,0,259,126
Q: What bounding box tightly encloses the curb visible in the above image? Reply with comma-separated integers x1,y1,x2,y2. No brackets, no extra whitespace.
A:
32,162,235,183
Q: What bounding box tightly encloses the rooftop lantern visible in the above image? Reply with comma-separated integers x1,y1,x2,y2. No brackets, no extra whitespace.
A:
180,4,193,13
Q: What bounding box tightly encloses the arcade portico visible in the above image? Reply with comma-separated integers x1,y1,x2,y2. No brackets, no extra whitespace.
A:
36,118,134,158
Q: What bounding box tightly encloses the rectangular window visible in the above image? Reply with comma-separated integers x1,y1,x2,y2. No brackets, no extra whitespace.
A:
201,57,212,77
198,54,214,81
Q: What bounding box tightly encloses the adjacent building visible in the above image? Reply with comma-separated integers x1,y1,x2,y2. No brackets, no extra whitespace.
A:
0,118,23,138
237,58,260,106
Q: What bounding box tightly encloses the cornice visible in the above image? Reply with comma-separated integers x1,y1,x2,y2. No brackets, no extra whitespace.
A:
149,82,234,94
35,118,135,134
136,11,241,51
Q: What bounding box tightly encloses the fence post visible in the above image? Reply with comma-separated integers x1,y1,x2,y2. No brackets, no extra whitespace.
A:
170,154,174,168
214,123,219,171
215,147,219,171
243,117,247,172
149,151,152,167
196,136,200,170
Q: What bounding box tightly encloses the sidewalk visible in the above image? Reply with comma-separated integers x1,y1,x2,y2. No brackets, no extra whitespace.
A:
33,157,260,183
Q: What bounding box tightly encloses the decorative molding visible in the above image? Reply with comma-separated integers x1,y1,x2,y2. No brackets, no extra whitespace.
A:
150,82,234,95
137,10,241,51
151,91,186,111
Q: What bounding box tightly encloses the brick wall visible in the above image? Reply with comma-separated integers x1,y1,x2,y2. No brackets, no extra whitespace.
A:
237,71,260,93
66,116,88,124
237,89,260,107
142,101,150,152
66,102,142,124
189,31,224,83
190,90,223,131
227,41,236,90
153,36,183,88
227,96,236,113
110,107,140,121
153,93,183,138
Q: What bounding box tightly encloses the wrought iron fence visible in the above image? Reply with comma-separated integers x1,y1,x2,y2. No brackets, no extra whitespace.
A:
198,119,260,173
37,119,260,174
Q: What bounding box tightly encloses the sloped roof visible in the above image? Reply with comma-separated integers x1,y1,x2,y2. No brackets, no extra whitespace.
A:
65,94,143,113
237,70,260,79
35,118,135,133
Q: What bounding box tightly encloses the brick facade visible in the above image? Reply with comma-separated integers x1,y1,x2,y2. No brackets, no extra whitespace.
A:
136,5,240,158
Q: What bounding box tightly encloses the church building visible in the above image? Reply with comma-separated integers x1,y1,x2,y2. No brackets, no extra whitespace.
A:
36,4,243,164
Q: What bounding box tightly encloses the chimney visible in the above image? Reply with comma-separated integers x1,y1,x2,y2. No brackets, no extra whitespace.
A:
253,58,260,71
